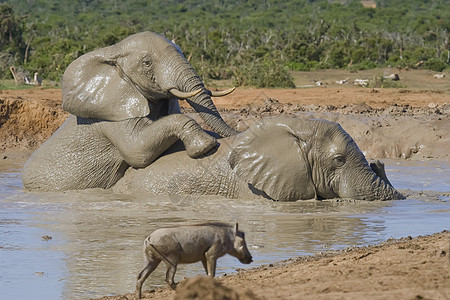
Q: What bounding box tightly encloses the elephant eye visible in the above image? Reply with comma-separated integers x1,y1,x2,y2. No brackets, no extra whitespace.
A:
142,58,152,68
333,155,346,167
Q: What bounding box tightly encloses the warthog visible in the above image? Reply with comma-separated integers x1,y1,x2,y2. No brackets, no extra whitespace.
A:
135,222,253,298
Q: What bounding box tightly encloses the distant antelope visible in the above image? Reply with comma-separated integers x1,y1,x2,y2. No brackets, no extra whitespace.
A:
433,73,446,79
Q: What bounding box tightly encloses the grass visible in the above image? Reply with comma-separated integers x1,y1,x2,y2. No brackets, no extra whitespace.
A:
2,68,448,91
290,68,449,90
0,79,36,91
0,79,59,91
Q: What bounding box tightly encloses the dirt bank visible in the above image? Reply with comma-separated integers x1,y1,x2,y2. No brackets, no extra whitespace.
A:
1,86,449,160
96,231,450,300
0,89,68,159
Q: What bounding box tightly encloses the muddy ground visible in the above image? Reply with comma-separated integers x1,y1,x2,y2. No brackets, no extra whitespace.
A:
0,70,449,299
98,231,450,300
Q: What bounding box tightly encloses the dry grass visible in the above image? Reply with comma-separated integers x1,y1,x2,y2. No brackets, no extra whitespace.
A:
290,68,449,90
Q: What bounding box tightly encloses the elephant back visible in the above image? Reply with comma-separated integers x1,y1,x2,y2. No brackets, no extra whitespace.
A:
22,116,128,191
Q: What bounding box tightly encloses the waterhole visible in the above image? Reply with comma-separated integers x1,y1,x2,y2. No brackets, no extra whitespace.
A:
0,159,449,299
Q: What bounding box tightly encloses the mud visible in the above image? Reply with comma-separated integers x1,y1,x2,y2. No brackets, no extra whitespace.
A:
173,276,258,300
0,89,68,157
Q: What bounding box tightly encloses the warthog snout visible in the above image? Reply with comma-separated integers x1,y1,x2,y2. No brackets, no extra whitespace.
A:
233,226,253,265
239,255,253,264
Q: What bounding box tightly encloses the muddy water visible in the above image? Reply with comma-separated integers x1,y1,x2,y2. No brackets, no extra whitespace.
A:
0,160,449,299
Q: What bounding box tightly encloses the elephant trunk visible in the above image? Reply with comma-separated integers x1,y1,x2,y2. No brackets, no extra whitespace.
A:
341,167,404,201
186,88,238,137
167,50,238,137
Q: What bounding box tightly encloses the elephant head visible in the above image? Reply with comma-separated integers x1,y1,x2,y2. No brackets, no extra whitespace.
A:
62,31,236,137
228,117,404,201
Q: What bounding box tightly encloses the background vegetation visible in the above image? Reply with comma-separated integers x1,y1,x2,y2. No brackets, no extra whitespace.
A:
1,0,449,87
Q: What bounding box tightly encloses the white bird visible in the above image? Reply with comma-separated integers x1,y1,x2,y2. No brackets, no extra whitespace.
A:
33,72,42,86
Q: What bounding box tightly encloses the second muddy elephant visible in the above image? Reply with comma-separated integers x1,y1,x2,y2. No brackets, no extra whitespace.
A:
114,116,404,201
22,31,236,191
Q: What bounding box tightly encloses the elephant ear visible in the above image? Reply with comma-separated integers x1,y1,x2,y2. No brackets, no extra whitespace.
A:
62,45,149,121
227,118,316,201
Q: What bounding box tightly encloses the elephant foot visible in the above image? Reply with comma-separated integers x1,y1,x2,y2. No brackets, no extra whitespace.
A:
179,120,218,157
182,131,217,158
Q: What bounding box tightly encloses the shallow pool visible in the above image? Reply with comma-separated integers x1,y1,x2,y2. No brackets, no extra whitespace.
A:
0,159,449,299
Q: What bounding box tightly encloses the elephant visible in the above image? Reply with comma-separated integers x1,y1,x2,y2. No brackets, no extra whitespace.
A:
113,116,404,201
22,31,237,192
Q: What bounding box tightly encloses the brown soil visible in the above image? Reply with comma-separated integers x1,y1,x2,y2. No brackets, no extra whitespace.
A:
1,85,449,160
211,86,450,110
0,74,449,299
0,88,68,159
96,231,450,300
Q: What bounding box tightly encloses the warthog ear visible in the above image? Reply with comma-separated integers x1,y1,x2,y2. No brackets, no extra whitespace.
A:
234,223,239,235
228,117,316,201
62,42,150,121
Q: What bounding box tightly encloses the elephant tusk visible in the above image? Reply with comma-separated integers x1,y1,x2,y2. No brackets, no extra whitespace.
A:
209,87,236,97
169,88,203,99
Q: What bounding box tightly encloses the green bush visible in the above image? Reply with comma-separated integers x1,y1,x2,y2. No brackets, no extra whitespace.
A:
423,58,448,72
233,56,296,88
369,74,405,89
2,0,449,85
0,79,34,90
351,60,378,71
286,60,321,71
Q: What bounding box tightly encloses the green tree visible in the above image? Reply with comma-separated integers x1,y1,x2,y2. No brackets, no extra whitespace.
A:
2,0,449,84
0,3,26,78
0,4,23,50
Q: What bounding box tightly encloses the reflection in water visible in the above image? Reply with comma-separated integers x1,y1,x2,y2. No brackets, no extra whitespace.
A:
0,159,449,299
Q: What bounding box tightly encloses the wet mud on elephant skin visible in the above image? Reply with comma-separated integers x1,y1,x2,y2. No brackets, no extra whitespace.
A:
22,31,237,192
114,116,404,201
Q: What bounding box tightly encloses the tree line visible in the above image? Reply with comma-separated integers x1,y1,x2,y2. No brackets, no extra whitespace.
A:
1,0,449,88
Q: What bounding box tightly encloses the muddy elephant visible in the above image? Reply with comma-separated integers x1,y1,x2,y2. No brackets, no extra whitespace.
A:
114,116,404,201
22,31,236,192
